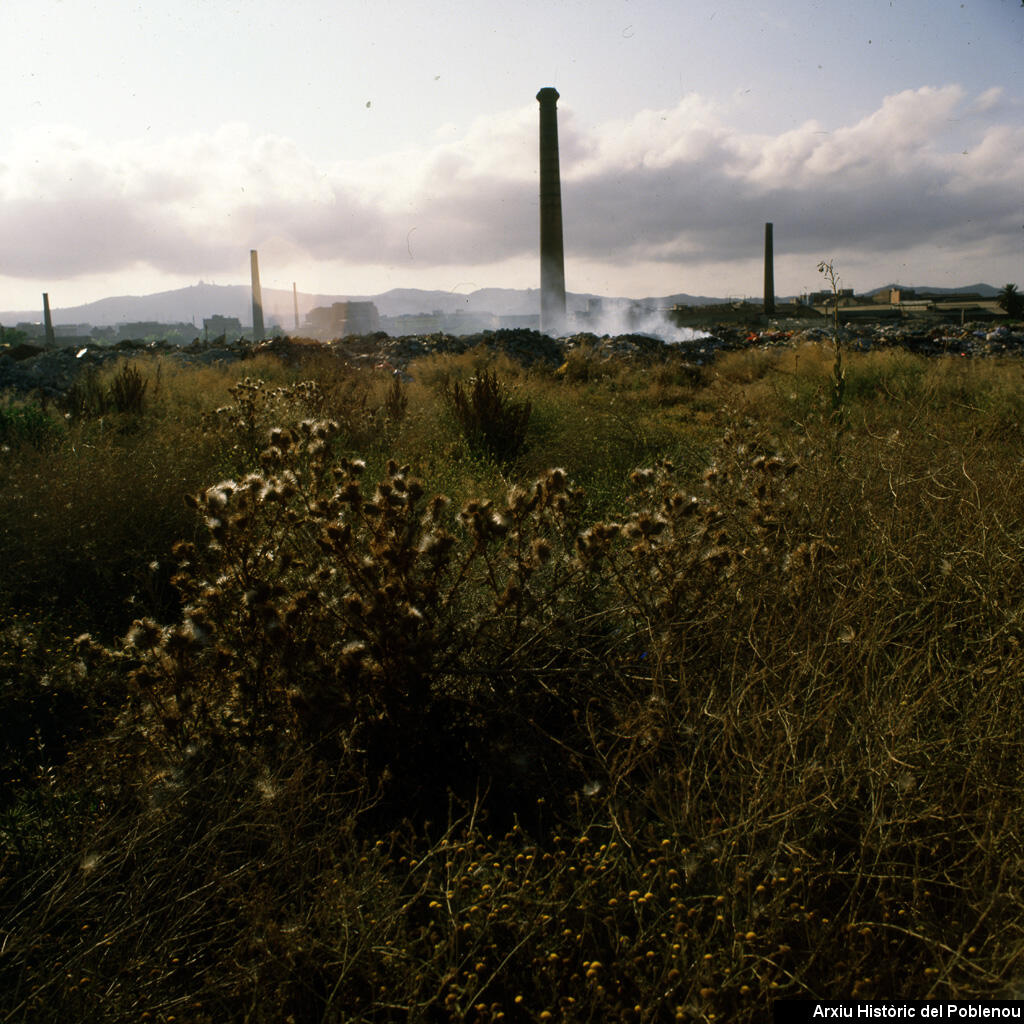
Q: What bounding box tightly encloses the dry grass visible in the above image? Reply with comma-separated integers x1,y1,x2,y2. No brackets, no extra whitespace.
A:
2,343,1024,1021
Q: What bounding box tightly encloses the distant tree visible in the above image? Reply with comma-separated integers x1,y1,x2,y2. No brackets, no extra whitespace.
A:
998,283,1023,319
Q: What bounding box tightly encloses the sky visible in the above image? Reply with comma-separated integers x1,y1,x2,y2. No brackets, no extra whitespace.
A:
1,0,1023,316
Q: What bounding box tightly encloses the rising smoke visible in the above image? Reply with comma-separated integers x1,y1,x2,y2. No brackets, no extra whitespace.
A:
557,304,709,345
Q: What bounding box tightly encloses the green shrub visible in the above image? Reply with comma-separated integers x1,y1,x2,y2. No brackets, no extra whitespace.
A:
58,368,108,420
0,398,62,448
56,361,153,422
107,362,149,415
440,368,532,466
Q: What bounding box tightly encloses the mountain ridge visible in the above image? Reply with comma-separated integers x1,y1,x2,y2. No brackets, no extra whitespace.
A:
0,281,1005,327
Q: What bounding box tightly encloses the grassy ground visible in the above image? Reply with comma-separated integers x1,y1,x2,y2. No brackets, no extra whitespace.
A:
2,338,1024,1021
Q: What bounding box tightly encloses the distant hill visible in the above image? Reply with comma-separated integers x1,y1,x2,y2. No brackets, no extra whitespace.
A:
865,283,1002,298
1,283,727,328
1,281,1006,328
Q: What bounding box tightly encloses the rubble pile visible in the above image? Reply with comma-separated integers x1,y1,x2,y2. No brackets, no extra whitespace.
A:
704,322,1024,357
0,337,249,399
1,321,1022,400
330,328,566,371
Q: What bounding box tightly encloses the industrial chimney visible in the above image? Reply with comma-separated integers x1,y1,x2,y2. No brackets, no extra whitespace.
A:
537,87,566,336
250,249,265,341
293,282,300,332
763,223,775,317
42,293,55,346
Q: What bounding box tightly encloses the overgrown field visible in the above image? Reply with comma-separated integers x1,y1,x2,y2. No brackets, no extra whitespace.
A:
2,338,1024,1021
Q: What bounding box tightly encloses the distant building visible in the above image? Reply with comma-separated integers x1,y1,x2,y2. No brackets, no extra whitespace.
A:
495,314,541,331
441,310,498,334
378,309,514,336
305,301,380,339
13,321,93,346
812,287,1006,323
809,287,856,306
379,311,447,335
203,315,243,341
53,323,93,338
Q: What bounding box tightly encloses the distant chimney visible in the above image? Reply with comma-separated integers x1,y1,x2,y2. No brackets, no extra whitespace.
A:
537,87,566,336
763,223,775,316
293,282,300,332
42,293,55,346
250,250,265,341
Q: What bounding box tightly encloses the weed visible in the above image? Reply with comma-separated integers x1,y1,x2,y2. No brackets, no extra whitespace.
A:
441,368,532,466
0,397,62,449
58,368,108,420
107,362,149,415
817,259,846,423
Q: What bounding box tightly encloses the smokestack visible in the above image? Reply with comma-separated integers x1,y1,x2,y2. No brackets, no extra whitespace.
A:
42,293,55,346
763,222,775,317
250,249,265,341
293,282,300,332
537,87,566,336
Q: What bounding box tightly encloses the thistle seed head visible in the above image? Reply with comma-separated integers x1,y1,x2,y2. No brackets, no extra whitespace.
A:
702,545,731,567
419,531,455,561
325,522,352,547
506,485,529,514
126,618,162,650
544,468,568,493
425,494,451,523
259,447,284,470
337,482,362,505
205,480,237,511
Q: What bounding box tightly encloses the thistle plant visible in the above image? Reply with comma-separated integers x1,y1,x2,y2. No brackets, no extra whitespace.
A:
113,391,821,824
115,414,611,805
200,371,406,469
817,259,846,423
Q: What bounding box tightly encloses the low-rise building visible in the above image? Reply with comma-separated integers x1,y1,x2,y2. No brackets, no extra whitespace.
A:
305,302,381,339
203,315,243,341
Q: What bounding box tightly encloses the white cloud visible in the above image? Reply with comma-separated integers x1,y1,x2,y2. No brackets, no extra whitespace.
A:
1,83,1022,304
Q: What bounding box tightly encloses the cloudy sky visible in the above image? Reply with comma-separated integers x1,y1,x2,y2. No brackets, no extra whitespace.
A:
2,0,1023,314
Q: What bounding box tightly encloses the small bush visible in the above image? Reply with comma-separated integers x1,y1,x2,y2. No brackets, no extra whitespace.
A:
112,427,599,816
56,361,153,421
441,368,532,466
0,398,62,448
107,363,149,415
58,369,108,420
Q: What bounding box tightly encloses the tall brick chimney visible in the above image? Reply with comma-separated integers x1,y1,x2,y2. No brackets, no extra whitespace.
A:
537,87,566,336
250,249,265,341
763,222,775,317
42,293,55,346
